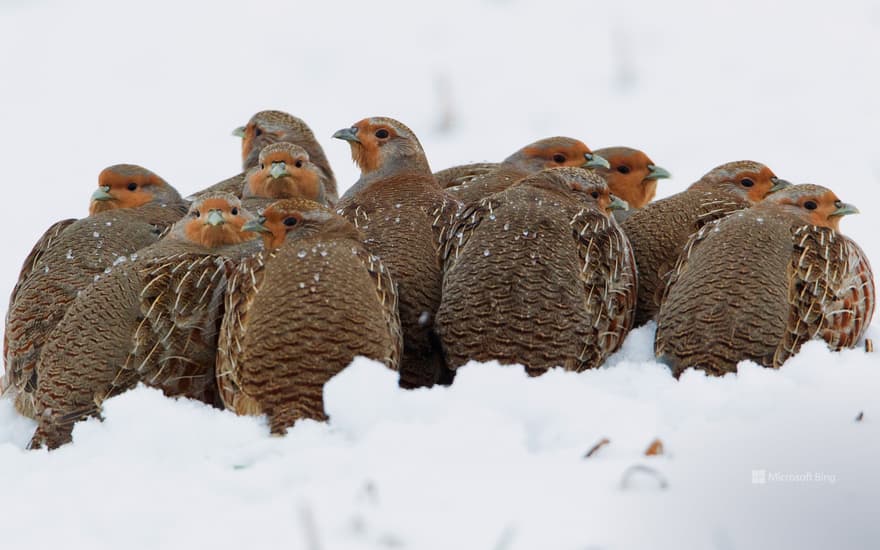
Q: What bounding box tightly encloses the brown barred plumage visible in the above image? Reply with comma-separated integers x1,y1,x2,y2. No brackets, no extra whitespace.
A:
3,165,186,418
334,117,460,388
434,162,499,188
436,167,637,374
621,160,789,326
655,184,874,376
28,194,258,449
216,200,402,433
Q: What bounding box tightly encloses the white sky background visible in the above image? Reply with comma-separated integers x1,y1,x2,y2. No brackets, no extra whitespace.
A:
2,2,880,549
1,2,879,298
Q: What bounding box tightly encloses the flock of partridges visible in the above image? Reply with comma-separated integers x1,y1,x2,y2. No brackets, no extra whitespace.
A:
2,111,874,449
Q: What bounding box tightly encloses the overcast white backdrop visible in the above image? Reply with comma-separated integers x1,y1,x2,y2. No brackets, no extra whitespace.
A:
1,1,879,549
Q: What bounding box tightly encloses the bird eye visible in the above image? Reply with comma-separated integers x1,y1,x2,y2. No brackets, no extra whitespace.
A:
127,182,137,191
295,160,303,168
283,217,298,226
616,165,631,174
375,129,390,139
231,207,238,215
804,200,818,210
259,163,264,170
552,154,566,163
591,191,600,199
254,128,263,137
194,210,201,217
740,178,755,187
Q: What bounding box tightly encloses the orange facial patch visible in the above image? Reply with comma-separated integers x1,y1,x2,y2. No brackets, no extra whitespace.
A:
259,206,305,249
597,188,614,213
241,123,258,164
248,152,323,201
184,198,254,247
522,141,592,169
745,167,779,203
89,170,165,215
776,190,843,230
241,123,280,165
805,190,844,230
347,120,388,173
603,150,654,209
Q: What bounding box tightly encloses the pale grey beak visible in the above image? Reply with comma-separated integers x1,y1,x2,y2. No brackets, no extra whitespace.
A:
830,202,859,217
232,126,246,138
769,177,792,193
91,186,113,201
206,210,225,226
270,161,288,179
242,217,270,233
583,153,611,170
646,164,671,180
332,127,360,143
609,196,629,211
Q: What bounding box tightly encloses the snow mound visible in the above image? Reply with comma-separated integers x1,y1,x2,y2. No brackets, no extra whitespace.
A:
2,337,877,549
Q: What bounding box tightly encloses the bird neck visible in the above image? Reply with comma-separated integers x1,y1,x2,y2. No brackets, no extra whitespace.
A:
353,152,435,192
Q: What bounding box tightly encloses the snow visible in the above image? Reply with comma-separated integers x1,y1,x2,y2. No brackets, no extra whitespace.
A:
1,0,879,548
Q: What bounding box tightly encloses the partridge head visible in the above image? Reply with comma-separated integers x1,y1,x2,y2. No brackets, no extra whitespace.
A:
502,137,610,173
592,147,670,209
243,143,327,204
242,198,338,250
758,183,858,231
89,164,181,215
690,160,789,203
176,193,257,248
333,117,432,180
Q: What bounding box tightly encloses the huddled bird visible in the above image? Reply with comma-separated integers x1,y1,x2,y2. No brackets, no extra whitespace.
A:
217,199,402,433
441,137,610,206
29,193,258,449
193,110,338,204
333,116,459,389
3,164,187,418
621,160,790,326
436,167,637,375
655,184,874,376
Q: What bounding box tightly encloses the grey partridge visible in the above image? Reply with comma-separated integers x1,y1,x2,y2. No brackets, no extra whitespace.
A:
333,116,460,388
217,199,402,433
3,164,187,418
436,167,637,375
655,184,874,376
29,193,258,449
621,160,790,326
193,110,338,204
444,137,610,206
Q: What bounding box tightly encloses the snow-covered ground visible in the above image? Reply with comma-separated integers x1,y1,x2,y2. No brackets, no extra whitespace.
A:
1,1,878,548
